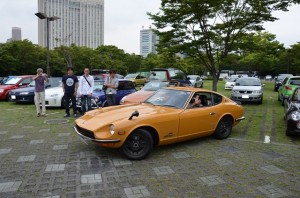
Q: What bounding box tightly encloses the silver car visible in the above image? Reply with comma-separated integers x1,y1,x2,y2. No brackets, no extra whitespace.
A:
187,75,203,88
231,77,264,104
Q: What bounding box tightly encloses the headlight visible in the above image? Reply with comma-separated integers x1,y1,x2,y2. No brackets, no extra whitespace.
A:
0,89,4,93
291,111,300,121
253,90,262,94
109,124,115,135
232,90,239,94
120,96,126,104
50,94,59,97
20,92,29,95
95,97,99,102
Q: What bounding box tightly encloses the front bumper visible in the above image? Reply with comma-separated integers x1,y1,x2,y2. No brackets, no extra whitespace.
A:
9,94,34,103
74,125,120,144
231,93,262,102
286,118,300,135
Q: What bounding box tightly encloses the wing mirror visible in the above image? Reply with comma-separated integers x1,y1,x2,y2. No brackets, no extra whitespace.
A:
129,110,139,120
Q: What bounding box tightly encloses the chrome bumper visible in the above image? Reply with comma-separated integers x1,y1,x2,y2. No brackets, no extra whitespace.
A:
73,126,120,144
235,117,245,121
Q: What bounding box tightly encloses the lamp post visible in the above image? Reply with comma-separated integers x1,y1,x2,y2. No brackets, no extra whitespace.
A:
287,49,291,73
35,12,60,76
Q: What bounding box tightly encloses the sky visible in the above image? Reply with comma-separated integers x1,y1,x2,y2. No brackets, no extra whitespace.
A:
0,0,299,54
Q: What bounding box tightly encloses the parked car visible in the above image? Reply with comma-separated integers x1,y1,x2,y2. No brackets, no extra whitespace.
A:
274,74,293,92
265,75,272,81
74,86,245,159
45,83,65,107
225,78,237,90
8,77,61,103
0,75,34,101
148,68,188,85
231,77,264,104
120,81,170,105
124,73,146,86
187,75,203,88
0,76,15,85
284,87,300,136
278,76,300,106
76,79,136,109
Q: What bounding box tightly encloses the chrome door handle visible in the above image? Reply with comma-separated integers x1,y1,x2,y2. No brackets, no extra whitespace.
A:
210,112,215,115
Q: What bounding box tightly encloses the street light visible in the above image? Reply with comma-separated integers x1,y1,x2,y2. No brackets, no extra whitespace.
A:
35,12,60,76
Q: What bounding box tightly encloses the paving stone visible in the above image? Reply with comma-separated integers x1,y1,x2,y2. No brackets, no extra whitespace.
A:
30,139,45,144
45,164,66,172
81,174,102,184
0,181,22,192
199,175,225,186
172,152,190,159
17,155,36,162
39,129,51,132
153,166,175,176
10,135,24,139
261,165,285,174
112,158,132,166
53,145,68,150
58,133,71,137
42,196,60,198
214,158,234,166
22,126,34,129
257,185,288,198
0,148,12,155
0,131,8,134
124,185,150,198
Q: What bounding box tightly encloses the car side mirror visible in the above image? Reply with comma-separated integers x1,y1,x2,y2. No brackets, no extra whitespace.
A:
129,110,139,120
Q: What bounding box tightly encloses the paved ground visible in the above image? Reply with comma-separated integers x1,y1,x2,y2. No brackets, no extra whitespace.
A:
0,103,300,198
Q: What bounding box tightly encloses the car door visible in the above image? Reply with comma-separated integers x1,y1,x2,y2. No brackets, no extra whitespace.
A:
178,92,219,140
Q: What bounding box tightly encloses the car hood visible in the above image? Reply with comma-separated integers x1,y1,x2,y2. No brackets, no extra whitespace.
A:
10,86,35,93
76,103,178,131
0,85,15,89
225,82,235,85
232,86,262,91
124,90,154,103
45,87,63,95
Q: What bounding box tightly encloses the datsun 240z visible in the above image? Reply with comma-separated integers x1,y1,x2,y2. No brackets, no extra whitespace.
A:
74,87,245,160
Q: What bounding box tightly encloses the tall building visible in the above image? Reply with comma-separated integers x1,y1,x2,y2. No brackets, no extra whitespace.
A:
12,27,22,41
38,0,104,49
140,27,159,58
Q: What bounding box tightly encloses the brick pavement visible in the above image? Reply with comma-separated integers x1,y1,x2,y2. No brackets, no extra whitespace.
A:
0,106,300,197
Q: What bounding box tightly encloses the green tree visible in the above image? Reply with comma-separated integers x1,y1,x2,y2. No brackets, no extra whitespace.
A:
149,0,299,91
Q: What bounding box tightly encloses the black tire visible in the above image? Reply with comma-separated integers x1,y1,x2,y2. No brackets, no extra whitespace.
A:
214,116,233,139
286,130,292,136
121,129,153,160
258,96,263,104
281,98,285,106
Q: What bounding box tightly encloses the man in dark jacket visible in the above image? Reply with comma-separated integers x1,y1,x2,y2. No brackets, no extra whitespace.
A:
62,67,78,117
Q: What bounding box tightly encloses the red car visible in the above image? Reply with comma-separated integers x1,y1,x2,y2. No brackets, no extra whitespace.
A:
0,75,34,101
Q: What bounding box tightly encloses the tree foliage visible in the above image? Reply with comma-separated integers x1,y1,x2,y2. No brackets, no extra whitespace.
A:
148,0,299,90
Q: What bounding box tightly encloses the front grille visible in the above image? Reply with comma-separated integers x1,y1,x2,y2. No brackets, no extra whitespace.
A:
239,91,252,94
76,124,95,139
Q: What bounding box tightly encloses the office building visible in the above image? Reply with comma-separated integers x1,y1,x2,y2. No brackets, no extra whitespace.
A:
140,27,159,58
12,27,22,41
38,0,104,49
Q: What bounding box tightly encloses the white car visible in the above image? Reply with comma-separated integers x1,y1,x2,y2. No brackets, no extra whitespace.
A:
225,78,237,90
187,75,203,88
45,85,65,107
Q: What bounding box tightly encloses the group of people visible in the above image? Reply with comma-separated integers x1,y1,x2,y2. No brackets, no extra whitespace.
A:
33,67,119,118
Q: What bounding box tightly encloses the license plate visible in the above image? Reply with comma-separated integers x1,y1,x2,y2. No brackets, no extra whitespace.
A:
11,95,16,99
242,95,249,99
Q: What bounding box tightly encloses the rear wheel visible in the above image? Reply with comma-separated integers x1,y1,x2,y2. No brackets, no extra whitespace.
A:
121,129,153,160
214,116,232,139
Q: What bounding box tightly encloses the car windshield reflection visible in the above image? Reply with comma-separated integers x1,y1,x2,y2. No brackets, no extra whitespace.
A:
145,89,191,109
142,81,170,91
235,78,261,86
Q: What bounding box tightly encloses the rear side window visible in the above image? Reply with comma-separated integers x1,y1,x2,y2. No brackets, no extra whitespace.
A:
289,78,300,86
125,82,135,90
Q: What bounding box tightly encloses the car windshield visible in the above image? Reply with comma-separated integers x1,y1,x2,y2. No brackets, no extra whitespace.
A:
145,89,191,109
5,77,21,85
149,71,167,81
93,81,104,91
142,81,170,91
187,75,198,80
226,78,236,82
235,78,261,86
125,74,137,79
277,76,287,81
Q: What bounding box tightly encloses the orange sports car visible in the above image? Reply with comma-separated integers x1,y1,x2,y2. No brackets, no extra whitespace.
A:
74,87,245,160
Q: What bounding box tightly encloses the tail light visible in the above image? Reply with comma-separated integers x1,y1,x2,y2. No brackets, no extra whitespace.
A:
285,85,292,90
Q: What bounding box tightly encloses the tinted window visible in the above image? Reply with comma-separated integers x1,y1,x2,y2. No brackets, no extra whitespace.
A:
21,78,32,85
212,93,222,105
118,81,126,90
125,82,135,90
235,78,261,86
289,78,300,86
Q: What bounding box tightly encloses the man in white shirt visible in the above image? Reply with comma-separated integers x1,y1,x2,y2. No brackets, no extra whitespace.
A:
78,67,94,114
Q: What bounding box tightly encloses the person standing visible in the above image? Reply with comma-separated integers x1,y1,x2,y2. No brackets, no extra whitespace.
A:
104,69,119,106
78,67,94,114
62,67,78,117
33,68,48,117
